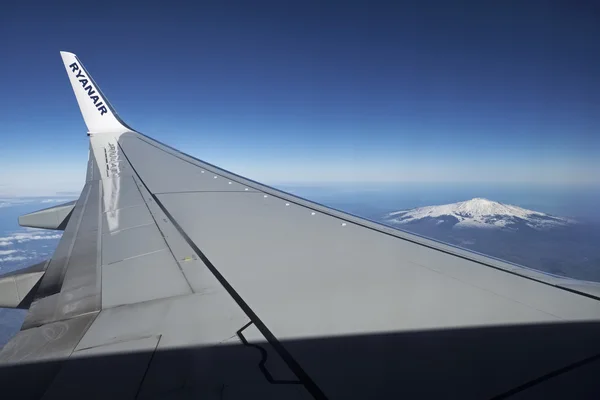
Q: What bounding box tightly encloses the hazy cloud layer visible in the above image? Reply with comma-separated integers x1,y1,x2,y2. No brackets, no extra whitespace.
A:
0,196,77,208
0,255,29,263
0,228,63,251
40,198,72,204
0,228,60,266
0,232,62,244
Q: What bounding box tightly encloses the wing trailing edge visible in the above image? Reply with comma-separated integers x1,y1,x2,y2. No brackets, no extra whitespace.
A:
0,261,47,309
18,200,76,230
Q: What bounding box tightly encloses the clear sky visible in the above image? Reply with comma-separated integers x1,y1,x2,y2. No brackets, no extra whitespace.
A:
0,1,599,196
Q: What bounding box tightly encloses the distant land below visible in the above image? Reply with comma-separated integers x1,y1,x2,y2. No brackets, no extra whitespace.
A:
278,183,600,282
380,198,600,282
277,182,600,222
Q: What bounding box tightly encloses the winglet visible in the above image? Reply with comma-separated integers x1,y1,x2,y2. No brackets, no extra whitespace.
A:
60,51,131,134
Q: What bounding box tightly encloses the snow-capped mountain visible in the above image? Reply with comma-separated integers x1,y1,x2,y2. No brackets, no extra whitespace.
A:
384,198,574,230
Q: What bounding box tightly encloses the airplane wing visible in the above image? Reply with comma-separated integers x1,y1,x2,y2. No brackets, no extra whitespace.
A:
1,51,600,399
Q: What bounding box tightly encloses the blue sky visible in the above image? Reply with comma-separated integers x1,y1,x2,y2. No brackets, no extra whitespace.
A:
0,1,599,196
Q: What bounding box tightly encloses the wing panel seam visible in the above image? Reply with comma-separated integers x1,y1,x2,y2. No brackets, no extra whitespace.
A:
96,180,103,304
117,141,328,400
57,184,92,288
129,176,195,294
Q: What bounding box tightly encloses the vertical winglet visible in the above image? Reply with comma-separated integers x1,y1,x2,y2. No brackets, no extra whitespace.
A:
60,51,130,134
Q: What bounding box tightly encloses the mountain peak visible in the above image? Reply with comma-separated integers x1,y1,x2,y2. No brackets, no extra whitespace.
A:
470,197,493,203
385,198,574,230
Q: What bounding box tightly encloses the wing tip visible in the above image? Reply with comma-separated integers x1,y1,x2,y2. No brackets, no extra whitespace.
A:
59,51,131,134
60,50,75,58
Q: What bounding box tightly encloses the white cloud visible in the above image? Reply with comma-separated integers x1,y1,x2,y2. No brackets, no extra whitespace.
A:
0,241,12,247
0,199,33,208
0,197,77,208
0,231,62,244
0,256,29,263
41,199,72,204
0,250,19,256
16,235,62,243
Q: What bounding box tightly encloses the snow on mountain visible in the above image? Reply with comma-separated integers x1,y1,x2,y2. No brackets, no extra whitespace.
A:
384,198,574,230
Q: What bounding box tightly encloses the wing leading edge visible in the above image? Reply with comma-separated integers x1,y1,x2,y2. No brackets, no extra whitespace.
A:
0,52,600,399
